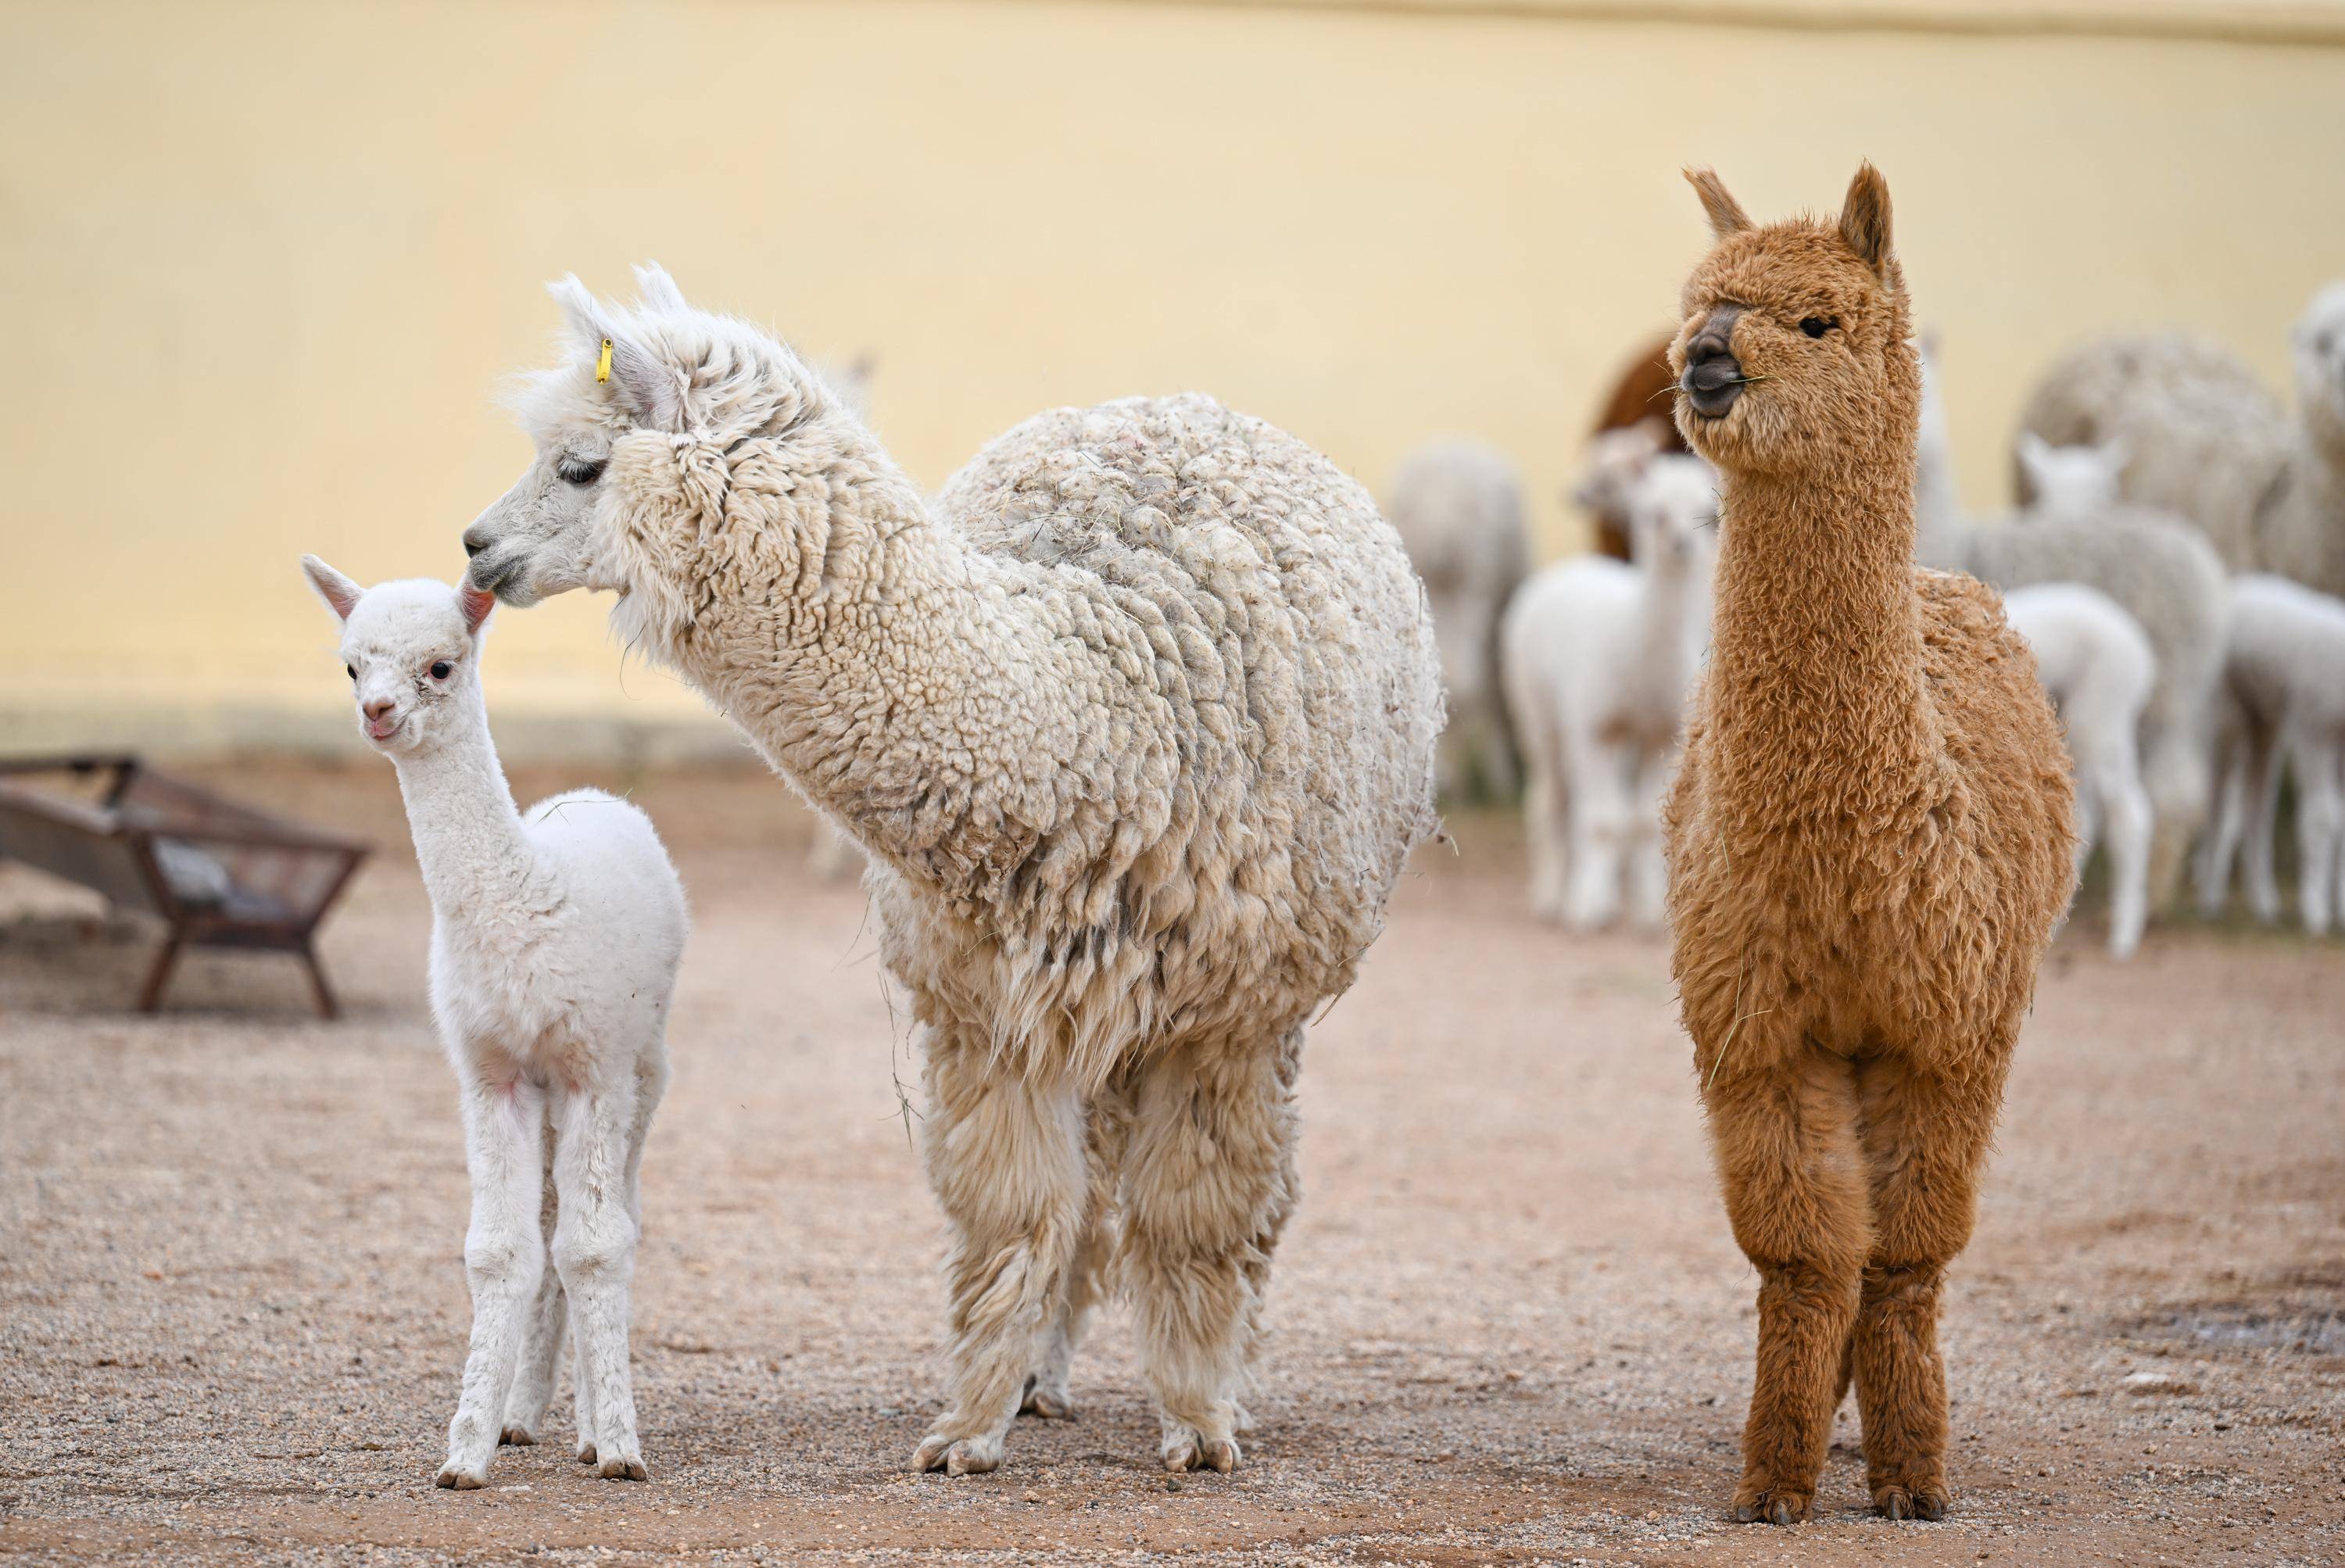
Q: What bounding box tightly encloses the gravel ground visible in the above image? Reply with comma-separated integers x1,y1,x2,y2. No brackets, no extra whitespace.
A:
2,760,2340,1566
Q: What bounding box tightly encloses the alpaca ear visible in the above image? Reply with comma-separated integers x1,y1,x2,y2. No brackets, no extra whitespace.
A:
1684,167,1752,242
547,274,687,432
1838,162,1896,281
2016,431,2052,482
632,262,688,314
301,554,363,623
457,582,496,637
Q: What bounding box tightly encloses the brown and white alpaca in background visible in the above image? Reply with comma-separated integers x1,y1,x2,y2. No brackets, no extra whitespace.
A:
457,266,1444,1478
1663,166,2074,1525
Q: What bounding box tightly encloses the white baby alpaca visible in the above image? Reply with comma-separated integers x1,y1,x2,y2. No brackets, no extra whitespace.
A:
2000,582,2157,958
302,557,687,1488
1503,454,1717,930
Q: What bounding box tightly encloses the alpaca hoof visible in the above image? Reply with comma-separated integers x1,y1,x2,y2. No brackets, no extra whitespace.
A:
1874,1484,1949,1521
913,1433,1002,1477
1018,1378,1074,1425
498,1426,538,1448
576,1443,596,1466
1732,1488,1809,1526
596,1455,649,1481
432,1465,486,1491
1162,1432,1240,1474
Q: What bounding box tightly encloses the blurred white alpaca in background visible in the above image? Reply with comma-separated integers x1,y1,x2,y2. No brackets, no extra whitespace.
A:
302,558,687,1489
1387,439,1531,799
1503,453,1716,929
2001,582,2157,958
2196,574,2345,935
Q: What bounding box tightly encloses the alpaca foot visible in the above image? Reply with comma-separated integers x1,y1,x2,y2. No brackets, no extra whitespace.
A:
1230,1399,1255,1435
1872,1483,1949,1521
1019,1373,1072,1421
913,1429,1004,1477
576,1441,596,1466
498,1425,539,1447
432,1462,488,1491
596,1452,650,1482
1731,1484,1811,1526
1161,1426,1240,1474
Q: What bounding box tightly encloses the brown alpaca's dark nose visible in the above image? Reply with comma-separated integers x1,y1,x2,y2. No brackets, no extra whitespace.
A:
1684,306,1746,419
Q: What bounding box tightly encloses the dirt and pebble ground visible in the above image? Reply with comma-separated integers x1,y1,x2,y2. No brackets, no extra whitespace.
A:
2,760,2340,1566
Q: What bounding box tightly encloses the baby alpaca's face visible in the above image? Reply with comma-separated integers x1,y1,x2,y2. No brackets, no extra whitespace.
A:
2018,437,2124,519
2293,282,2345,439
302,561,490,757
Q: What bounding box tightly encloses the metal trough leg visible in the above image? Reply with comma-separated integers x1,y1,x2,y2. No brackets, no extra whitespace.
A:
301,947,341,1022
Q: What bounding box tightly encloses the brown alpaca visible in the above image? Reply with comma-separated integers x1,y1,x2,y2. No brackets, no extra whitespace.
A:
1662,166,2075,1526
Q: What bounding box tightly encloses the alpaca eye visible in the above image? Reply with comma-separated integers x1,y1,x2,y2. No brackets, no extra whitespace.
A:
1800,317,1835,338
558,458,607,486
345,664,356,681
428,660,453,680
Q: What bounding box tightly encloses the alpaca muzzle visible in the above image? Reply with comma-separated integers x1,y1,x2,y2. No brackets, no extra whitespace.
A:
1683,306,1745,420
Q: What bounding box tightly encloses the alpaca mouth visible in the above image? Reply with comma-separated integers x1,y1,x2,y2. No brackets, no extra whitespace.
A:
365,716,406,745
1684,356,1747,420
468,555,535,607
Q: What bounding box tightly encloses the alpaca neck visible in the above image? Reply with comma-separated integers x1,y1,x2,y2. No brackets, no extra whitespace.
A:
614,403,1069,895
389,703,537,918
1706,464,1934,811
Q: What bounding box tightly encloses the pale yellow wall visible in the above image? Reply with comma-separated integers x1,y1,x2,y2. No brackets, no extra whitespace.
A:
3,0,2343,754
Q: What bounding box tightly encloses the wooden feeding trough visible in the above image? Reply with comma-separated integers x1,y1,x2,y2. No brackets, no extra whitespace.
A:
0,756,369,1017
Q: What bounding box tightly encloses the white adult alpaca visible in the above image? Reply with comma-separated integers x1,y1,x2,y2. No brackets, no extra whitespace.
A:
2196,574,2345,935
301,559,687,1489
1502,453,1717,929
456,267,1441,1478
2000,583,2157,958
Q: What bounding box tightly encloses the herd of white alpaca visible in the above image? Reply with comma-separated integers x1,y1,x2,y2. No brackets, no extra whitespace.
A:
1420,281,2345,957
299,252,2343,1501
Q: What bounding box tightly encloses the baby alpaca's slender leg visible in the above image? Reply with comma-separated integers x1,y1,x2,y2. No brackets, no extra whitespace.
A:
552,1072,650,1480
2239,721,2286,924
2093,738,2153,960
2195,724,2246,918
1563,734,1631,929
1023,1080,1132,1422
501,1114,566,1446
912,1025,1090,1477
1627,750,1674,932
1122,1033,1298,1474
436,1076,552,1489
575,1051,666,1466
2291,732,2344,937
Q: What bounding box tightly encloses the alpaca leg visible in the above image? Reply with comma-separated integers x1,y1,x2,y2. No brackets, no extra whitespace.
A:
1022,1079,1133,1422
2240,721,2285,924
2097,746,2153,960
572,1050,665,1466
2140,722,2210,909
911,1028,1090,1477
551,1073,651,1481
1703,1044,1869,1525
1627,751,1673,932
1848,1051,2008,1521
1516,705,1569,921
1122,1034,1300,1474
1563,737,1630,930
436,1077,552,1489
1230,1024,1307,1434
2293,733,2343,937
500,1115,567,1447
2193,730,2243,920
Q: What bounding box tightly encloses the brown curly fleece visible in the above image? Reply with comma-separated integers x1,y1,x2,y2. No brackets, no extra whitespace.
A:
1662,164,2076,1527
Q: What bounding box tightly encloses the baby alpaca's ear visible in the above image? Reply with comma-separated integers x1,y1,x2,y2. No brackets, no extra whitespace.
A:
458,582,497,637
2016,430,2052,482
302,555,363,622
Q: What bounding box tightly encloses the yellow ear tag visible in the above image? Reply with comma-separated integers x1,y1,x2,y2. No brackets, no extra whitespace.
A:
595,338,614,385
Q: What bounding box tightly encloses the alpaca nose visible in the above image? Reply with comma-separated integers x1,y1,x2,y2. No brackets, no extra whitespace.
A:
461,527,488,559
363,699,396,722
1684,306,1746,419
